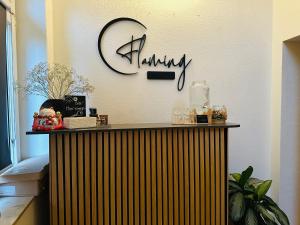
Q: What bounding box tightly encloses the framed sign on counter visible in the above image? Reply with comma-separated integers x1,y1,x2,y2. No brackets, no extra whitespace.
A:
64,95,86,117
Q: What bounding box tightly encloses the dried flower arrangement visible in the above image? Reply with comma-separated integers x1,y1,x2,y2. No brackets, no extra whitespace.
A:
23,62,94,99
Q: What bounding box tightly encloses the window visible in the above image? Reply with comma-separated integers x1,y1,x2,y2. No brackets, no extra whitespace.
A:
0,2,17,172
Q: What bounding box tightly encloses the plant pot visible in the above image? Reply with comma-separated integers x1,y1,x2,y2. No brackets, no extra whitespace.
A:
40,99,66,117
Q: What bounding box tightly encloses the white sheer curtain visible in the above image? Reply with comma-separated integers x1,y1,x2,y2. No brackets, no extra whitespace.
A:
6,14,18,165
1,0,19,165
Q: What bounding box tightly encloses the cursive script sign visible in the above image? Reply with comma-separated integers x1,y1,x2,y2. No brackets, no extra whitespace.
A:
98,17,192,91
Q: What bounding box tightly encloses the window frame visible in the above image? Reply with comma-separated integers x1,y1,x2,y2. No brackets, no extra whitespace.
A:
6,10,20,165
0,1,20,175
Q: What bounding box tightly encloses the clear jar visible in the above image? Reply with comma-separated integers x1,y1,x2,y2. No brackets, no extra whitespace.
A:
189,80,210,113
212,105,227,123
172,107,183,124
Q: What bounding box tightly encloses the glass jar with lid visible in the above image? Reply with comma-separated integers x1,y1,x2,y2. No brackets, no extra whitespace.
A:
189,80,210,113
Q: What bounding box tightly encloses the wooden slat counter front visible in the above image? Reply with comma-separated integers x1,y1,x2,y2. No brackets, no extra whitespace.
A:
27,123,239,225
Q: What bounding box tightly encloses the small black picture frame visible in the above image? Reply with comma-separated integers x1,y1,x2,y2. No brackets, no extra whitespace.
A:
64,95,86,117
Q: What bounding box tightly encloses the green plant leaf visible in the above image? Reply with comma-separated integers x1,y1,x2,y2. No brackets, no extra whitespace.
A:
247,178,263,188
239,166,254,187
263,196,278,207
244,208,258,225
229,192,246,222
257,214,268,225
244,185,256,193
231,173,241,182
244,193,255,200
268,205,290,225
229,189,239,196
264,218,277,225
229,180,243,191
257,205,276,223
256,180,272,200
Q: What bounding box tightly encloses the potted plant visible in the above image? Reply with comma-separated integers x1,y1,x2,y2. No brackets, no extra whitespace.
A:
229,166,290,225
23,62,94,115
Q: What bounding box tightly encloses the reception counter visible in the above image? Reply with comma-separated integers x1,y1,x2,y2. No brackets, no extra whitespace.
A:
27,122,239,225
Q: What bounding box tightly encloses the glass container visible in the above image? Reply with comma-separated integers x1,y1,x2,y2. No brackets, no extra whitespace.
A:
189,80,210,113
212,105,227,123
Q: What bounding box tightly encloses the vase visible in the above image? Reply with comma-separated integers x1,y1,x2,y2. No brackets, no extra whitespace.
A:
40,99,66,117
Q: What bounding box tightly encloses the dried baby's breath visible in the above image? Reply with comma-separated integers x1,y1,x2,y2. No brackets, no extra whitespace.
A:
23,62,94,99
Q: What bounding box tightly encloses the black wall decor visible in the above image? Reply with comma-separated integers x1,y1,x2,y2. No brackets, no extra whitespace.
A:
98,17,192,91
147,71,175,80
98,18,147,75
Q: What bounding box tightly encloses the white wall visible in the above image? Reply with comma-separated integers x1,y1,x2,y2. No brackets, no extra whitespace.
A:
48,0,273,178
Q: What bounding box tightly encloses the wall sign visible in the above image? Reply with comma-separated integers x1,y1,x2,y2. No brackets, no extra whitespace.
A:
64,95,86,117
98,17,192,91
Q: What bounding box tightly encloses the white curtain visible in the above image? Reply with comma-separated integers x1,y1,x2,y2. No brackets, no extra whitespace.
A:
1,0,19,164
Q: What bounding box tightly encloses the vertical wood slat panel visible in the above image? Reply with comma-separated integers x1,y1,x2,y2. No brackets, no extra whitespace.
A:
122,131,128,225
189,129,195,225
134,130,140,225
71,133,78,225
110,132,116,225
77,133,83,225
145,130,152,225
56,134,65,225
210,129,216,225
167,129,174,225
177,129,185,225
162,129,169,225
50,134,58,225
64,134,71,225
172,129,179,225
215,129,221,225
151,130,157,225
84,132,91,225
220,128,226,225
139,130,146,225
199,129,206,225
91,133,97,225
104,132,110,225
128,131,134,225
116,131,122,225
194,129,200,225
205,128,211,225
183,129,190,225
97,132,104,225
57,134,65,225
50,127,228,225
156,130,163,225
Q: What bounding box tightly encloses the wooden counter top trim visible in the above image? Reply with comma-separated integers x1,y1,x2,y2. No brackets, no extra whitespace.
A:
26,122,240,135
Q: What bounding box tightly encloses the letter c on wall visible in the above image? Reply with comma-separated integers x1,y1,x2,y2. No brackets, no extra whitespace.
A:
98,17,147,75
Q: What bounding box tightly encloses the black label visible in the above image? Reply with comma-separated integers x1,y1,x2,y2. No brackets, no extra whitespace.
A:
64,95,86,117
197,115,208,123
